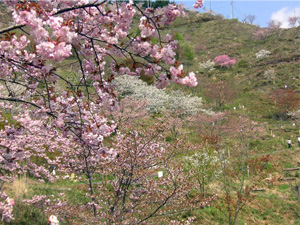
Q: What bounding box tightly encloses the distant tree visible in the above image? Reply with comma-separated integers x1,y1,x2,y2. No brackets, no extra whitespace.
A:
268,19,282,29
246,14,256,24
205,81,236,110
184,145,221,198
272,89,300,119
263,69,276,84
187,112,225,138
253,29,270,43
153,0,171,8
217,144,254,225
288,16,299,28
215,115,267,225
268,19,282,38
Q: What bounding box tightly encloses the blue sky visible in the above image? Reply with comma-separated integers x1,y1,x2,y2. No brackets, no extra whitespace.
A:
176,1,300,28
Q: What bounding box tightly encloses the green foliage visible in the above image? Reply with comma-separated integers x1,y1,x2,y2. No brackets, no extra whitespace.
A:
4,200,47,225
153,0,171,8
278,184,290,190
139,74,154,85
183,45,194,61
174,33,184,41
237,59,249,68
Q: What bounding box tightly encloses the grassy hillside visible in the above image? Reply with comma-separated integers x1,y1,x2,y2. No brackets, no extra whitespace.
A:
159,12,300,225
164,11,299,104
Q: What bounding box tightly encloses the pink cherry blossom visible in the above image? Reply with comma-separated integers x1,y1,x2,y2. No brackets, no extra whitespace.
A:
177,72,198,87
193,0,204,9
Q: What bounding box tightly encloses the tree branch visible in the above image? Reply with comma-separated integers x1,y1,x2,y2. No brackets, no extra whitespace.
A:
53,0,107,16
0,24,26,35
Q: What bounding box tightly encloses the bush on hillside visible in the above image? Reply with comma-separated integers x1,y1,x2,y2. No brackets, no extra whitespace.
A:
114,75,210,115
256,49,271,61
213,55,236,68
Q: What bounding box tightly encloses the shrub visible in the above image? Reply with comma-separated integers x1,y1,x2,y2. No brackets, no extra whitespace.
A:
199,60,215,72
174,33,184,41
253,29,270,42
114,75,206,115
215,14,224,20
213,55,236,68
256,49,271,60
184,45,194,60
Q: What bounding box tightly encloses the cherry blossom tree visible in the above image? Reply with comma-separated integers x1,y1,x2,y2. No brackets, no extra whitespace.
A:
288,16,299,28
268,19,282,38
23,123,213,224
184,145,221,198
253,29,270,43
0,0,204,222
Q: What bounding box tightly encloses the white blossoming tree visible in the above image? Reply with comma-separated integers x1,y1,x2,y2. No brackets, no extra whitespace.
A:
113,75,209,115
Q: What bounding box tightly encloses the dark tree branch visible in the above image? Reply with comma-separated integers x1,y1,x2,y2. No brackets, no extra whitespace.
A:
53,0,108,16
0,24,26,35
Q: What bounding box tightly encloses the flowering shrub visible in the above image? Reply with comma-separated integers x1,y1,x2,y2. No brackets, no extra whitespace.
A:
24,124,211,224
0,193,14,222
114,75,204,115
256,49,271,60
184,147,222,196
199,60,215,72
213,55,236,68
253,29,270,42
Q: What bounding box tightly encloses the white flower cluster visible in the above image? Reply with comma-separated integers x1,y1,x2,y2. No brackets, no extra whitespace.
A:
113,75,204,115
184,150,222,178
198,60,215,72
255,49,271,60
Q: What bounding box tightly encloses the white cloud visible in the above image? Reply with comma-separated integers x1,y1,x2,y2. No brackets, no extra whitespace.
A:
271,7,300,28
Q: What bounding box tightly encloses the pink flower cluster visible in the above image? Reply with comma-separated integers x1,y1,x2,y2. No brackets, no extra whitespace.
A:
162,4,185,25
193,0,204,9
36,41,72,61
139,17,157,38
213,55,236,68
169,65,198,87
0,193,14,222
155,73,170,89
177,72,198,87
12,6,77,62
